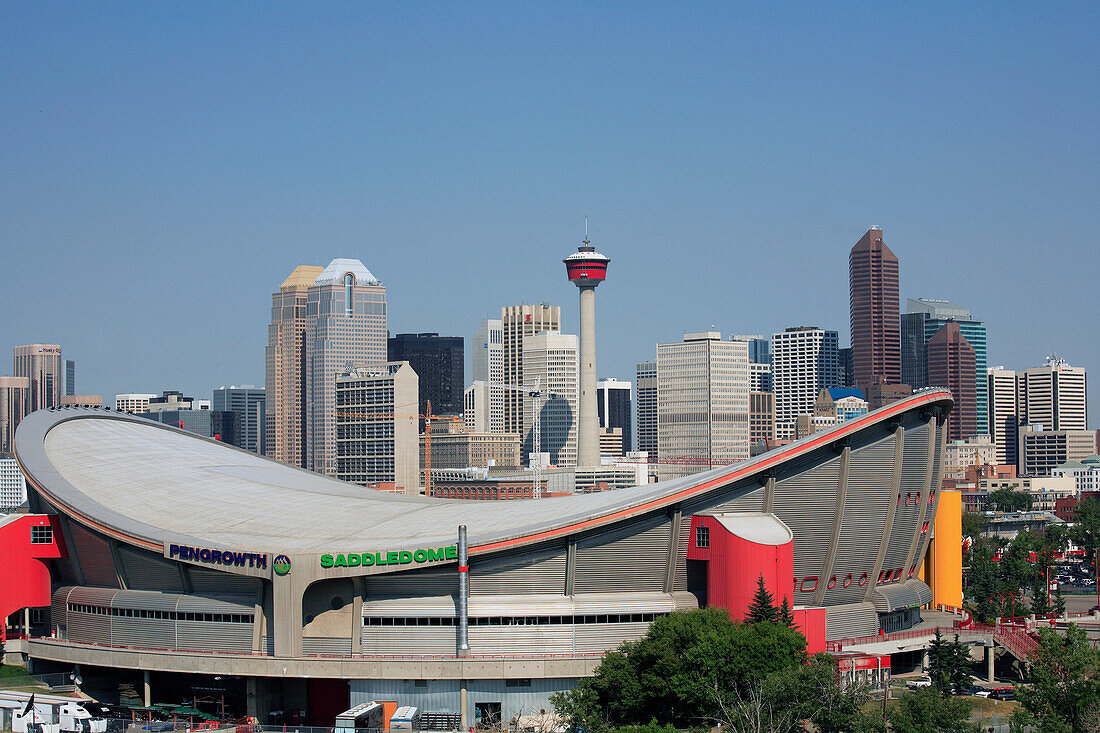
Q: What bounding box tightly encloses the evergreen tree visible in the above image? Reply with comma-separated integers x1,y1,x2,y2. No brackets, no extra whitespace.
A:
1030,572,1051,617
1054,584,1067,617
927,629,951,695
778,595,796,628
746,575,778,624
948,635,971,696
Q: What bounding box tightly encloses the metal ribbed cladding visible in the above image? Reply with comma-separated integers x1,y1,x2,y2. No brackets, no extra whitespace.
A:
110,617,176,649
912,424,947,576
882,421,930,573
824,602,879,640
65,523,120,588
303,637,352,655
188,568,260,596
469,546,568,595
176,621,253,653
672,514,691,592
361,627,454,655
871,582,924,612
821,435,897,606
574,622,652,653
771,455,842,591
117,546,186,592
710,487,764,513
365,567,458,597
51,587,74,631
573,515,670,593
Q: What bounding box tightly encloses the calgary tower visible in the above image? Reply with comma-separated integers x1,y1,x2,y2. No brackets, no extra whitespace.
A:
563,222,610,468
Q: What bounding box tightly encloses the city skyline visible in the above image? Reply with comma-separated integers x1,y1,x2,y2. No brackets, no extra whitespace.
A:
2,4,1098,424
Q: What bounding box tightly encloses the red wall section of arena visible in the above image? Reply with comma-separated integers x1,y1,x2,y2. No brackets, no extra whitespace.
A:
0,514,65,640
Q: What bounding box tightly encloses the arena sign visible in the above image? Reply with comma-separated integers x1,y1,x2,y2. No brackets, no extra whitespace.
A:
321,545,457,569
169,544,268,569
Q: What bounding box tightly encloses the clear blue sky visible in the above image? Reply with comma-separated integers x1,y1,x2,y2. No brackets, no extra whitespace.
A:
2,2,1097,425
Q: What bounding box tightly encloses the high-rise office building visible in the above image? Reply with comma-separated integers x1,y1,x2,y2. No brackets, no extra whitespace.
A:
114,393,158,414
522,331,578,467
64,360,75,397
472,318,504,432
926,323,977,441
387,333,464,418
849,227,901,401
838,347,855,388
305,259,388,476
596,378,632,455
265,265,324,467
59,395,102,407
141,408,239,444
147,390,207,412
901,298,988,435
772,327,840,439
0,456,27,510
1018,355,1087,432
748,362,772,393
656,332,749,479
749,391,775,447
636,360,658,462
502,304,560,437
14,344,63,412
732,335,771,365
0,377,30,454
987,367,1019,466
463,381,497,433
1019,426,1095,477
335,363,419,494
213,386,267,454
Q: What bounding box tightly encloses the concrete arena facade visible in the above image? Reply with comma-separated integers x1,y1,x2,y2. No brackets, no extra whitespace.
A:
14,390,952,721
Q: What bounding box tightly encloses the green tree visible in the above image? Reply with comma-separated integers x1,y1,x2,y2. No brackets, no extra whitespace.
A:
1073,496,1100,591
947,634,972,696
887,686,978,733
987,487,1033,512
746,575,778,624
1054,584,1067,617
777,595,795,628
762,654,885,733
927,629,951,694
1014,624,1100,733
961,510,986,539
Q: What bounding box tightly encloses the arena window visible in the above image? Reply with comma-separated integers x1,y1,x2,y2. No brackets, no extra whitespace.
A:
695,525,709,548
30,525,53,544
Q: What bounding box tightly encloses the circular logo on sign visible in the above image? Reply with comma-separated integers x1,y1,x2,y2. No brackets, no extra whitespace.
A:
273,554,292,576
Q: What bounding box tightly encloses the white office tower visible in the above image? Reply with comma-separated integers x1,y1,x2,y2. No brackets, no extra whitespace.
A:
114,393,158,414
656,332,749,480
987,368,1019,466
635,360,658,462
502,305,561,438
335,362,419,495
471,318,504,432
0,456,27,511
772,327,841,440
464,381,500,433
1018,355,1088,431
522,331,579,467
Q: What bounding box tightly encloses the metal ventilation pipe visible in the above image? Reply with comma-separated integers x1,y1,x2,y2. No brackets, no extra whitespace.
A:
457,524,470,657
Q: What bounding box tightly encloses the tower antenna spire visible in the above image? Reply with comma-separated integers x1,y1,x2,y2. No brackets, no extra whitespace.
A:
583,213,590,245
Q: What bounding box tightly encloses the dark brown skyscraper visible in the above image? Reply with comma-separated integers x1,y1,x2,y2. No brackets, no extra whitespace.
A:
926,322,976,441
849,227,901,403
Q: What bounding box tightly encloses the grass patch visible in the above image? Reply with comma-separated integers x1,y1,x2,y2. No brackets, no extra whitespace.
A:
0,664,31,678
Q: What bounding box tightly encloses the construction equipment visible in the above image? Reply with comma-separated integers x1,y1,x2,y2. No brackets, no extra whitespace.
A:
491,378,545,497
334,402,462,496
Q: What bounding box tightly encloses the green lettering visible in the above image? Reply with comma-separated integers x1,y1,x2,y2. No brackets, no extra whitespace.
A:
399,551,412,564
445,545,458,560
387,551,399,565
375,552,386,566
362,552,375,566
428,547,445,562
413,549,428,563
335,554,347,567
320,554,334,568
348,553,361,567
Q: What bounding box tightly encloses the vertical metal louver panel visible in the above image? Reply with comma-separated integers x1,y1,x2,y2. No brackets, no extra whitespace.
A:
573,515,670,594
365,568,458,597
672,515,691,592
65,523,120,587
821,436,896,606
469,546,567,595
117,547,185,592
187,568,260,596
64,586,118,646
913,435,944,576
824,602,879,640
302,637,352,655
263,636,274,654
363,595,457,617
770,456,842,592
360,627,454,655
573,622,651,654
882,423,929,574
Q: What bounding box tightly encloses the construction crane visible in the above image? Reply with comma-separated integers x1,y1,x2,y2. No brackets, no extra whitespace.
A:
490,378,546,498
334,401,462,496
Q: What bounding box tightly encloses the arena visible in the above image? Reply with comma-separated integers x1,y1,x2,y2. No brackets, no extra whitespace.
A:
11,389,957,725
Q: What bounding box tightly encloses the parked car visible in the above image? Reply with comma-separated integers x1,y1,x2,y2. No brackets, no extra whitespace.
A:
906,675,932,689
989,687,1016,701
